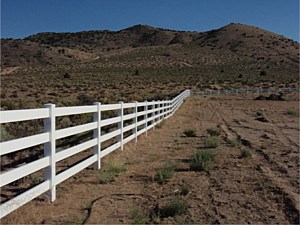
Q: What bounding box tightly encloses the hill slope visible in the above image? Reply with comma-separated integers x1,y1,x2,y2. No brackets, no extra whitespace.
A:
2,23,299,70
0,23,299,110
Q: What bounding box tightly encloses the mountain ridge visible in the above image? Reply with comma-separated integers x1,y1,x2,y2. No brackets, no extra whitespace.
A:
1,23,299,73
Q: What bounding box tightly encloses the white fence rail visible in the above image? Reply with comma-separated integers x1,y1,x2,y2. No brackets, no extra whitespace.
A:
192,87,299,96
0,90,191,218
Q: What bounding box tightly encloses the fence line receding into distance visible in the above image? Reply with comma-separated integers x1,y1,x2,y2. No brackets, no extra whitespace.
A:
192,87,299,96
0,90,191,218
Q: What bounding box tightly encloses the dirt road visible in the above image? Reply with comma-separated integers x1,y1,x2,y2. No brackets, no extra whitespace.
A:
2,94,299,224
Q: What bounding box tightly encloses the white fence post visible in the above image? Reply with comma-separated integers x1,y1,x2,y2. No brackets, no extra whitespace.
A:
0,89,194,218
158,101,161,122
118,101,124,151
144,100,148,136
152,100,155,130
44,103,56,202
163,102,166,119
93,102,101,170
133,101,138,142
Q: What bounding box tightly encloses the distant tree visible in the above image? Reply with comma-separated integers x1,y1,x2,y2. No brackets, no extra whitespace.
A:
134,69,139,76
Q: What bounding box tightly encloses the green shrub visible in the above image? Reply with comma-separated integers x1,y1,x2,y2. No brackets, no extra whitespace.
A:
207,127,221,136
286,108,298,116
180,184,191,196
98,171,116,184
205,136,219,148
227,138,241,147
131,207,147,224
160,197,188,218
183,129,197,137
108,160,126,174
240,148,251,158
97,160,126,184
155,161,177,184
190,149,216,172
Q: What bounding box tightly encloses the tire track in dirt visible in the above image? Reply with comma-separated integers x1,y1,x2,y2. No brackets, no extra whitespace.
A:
271,124,297,149
233,136,299,224
272,116,300,150
203,97,299,224
208,99,299,224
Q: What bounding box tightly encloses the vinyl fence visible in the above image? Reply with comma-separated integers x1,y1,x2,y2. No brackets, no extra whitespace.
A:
192,87,299,96
0,90,191,218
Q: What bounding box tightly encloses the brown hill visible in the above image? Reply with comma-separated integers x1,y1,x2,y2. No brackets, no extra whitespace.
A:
193,23,299,66
1,38,96,68
0,23,299,111
24,24,199,52
2,23,299,70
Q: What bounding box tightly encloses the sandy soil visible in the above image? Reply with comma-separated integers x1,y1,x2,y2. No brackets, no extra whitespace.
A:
0,67,20,75
1,94,299,224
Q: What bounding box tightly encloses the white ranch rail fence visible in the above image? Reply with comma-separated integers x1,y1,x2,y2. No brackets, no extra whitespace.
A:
0,90,191,218
192,87,299,96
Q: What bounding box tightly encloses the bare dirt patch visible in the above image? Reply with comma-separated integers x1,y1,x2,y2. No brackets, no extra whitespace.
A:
2,94,299,224
0,67,20,75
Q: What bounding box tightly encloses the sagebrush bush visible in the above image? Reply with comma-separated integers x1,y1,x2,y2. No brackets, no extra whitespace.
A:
205,136,219,148
131,207,147,224
227,138,241,147
286,108,298,116
240,148,251,158
190,149,216,172
98,171,116,184
155,161,177,184
108,160,127,174
183,129,197,137
180,183,191,196
160,197,188,218
97,160,126,184
207,127,221,136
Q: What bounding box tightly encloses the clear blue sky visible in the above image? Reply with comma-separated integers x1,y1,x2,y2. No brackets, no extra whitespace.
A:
1,0,299,41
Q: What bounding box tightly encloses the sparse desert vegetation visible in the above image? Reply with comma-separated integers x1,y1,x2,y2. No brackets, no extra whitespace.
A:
183,128,197,137
1,93,299,224
190,149,216,172
1,23,299,224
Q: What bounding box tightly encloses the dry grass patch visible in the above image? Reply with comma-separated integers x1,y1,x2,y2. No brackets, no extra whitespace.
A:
190,149,216,172
96,159,126,184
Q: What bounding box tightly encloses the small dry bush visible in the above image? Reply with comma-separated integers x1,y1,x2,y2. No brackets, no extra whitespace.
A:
155,161,177,184
159,197,188,218
239,148,251,158
183,129,197,137
205,136,219,148
97,160,126,184
286,108,298,116
207,127,221,136
190,149,216,172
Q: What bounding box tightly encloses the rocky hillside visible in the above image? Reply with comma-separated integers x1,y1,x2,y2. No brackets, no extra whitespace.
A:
24,25,199,52
1,23,299,70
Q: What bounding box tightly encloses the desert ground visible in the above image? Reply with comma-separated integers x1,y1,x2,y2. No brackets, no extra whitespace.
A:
1,93,299,224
